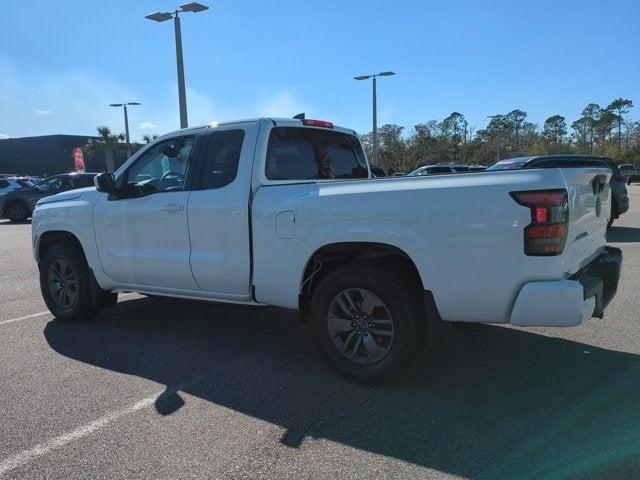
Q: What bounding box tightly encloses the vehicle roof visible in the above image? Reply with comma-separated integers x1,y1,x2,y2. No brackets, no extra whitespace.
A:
502,154,614,163
154,117,358,140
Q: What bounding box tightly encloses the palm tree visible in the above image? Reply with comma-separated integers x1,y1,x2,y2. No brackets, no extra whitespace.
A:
84,126,125,172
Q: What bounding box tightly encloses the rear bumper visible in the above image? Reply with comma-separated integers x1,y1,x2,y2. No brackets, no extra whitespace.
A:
510,247,622,327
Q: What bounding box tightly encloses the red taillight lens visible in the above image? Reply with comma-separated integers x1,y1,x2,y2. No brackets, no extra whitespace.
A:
510,189,568,256
302,119,334,128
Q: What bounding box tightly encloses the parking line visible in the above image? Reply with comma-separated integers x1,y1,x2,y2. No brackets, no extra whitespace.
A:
0,311,50,326
0,391,161,476
0,293,137,327
0,329,296,476
0,331,284,476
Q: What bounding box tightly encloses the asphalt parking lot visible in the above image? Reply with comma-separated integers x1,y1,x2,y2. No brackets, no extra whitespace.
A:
0,187,639,480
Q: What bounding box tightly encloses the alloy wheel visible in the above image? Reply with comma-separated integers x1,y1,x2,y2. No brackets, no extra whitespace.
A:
327,288,394,365
47,258,79,310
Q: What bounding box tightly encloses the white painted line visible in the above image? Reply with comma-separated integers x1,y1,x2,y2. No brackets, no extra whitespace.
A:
0,311,50,326
0,391,161,476
0,272,34,280
0,330,293,476
0,292,138,326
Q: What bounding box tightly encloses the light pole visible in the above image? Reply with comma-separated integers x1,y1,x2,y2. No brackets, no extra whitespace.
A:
354,71,395,166
146,2,209,129
109,102,141,150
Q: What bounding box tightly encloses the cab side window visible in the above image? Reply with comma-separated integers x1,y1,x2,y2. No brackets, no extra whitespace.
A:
198,130,245,189
123,136,194,196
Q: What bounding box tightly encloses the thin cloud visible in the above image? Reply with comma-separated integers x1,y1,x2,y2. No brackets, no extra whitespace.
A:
35,109,52,115
0,132,10,139
139,122,157,129
257,89,310,118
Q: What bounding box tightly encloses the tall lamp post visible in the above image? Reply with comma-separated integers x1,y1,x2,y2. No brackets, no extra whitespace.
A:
145,2,209,129
109,102,141,151
354,71,395,166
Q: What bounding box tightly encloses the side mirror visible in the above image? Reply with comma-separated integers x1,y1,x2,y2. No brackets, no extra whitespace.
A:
94,173,117,194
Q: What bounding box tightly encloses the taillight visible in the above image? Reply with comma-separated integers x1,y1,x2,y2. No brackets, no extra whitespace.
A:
302,119,334,129
510,189,568,256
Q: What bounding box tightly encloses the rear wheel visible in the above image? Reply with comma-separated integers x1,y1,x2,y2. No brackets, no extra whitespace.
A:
40,244,98,322
5,202,29,222
310,262,421,384
607,202,617,229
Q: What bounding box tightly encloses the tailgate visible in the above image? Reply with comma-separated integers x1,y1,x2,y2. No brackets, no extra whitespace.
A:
560,167,611,275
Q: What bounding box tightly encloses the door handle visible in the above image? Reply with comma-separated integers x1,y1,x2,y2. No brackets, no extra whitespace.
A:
162,203,185,213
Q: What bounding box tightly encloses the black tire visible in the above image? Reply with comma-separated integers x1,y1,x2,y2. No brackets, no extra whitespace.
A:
5,202,30,222
607,202,617,229
39,244,97,322
309,262,421,385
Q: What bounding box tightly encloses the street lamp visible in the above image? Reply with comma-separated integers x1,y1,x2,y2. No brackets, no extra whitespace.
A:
109,102,141,150
145,2,209,129
354,71,395,165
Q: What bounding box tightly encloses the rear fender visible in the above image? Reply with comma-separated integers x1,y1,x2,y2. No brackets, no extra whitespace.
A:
253,218,428,309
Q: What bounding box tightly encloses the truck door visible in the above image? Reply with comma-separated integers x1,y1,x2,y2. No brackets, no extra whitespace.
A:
187,123,259,295
93,135,198,290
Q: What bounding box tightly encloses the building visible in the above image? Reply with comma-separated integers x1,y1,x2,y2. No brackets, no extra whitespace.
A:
0,134,130,176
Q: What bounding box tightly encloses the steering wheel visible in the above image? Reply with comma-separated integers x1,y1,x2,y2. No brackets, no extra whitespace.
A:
159,171,185,189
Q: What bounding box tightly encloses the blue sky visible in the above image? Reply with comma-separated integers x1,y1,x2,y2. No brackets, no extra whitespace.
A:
0,0,638,141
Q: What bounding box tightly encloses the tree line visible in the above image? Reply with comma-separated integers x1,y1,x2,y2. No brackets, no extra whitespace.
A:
361,98,638,173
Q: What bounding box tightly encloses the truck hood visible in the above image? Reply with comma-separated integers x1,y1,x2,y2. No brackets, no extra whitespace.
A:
36,187,96,205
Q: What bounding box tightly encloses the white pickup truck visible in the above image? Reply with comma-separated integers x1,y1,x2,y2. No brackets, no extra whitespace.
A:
32,117,622,383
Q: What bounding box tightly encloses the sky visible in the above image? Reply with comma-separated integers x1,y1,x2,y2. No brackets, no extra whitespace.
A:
0,0,638,141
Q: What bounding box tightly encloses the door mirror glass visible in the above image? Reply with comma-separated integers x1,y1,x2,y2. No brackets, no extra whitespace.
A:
94,173,117,194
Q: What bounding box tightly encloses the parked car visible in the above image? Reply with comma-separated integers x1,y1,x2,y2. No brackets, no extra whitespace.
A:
0,176,35,195
619,163,640,184
468,165,487,172
32,118,620,384
407,165,456,176
487,155,629,228
0,172,97,222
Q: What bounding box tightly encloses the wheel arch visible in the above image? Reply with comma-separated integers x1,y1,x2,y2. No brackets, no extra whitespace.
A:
37,230,86,264
298,241,450,349
299,242,424,296
298,242,428,326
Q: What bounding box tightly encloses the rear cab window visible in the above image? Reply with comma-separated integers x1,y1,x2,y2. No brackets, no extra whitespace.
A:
265,127,368,181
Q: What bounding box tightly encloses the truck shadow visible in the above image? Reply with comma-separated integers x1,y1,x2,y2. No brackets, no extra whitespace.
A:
607,226,640,243
43,296,640,479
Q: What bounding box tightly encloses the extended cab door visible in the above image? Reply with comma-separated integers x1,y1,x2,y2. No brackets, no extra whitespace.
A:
186,123,259,295
93,135,199,290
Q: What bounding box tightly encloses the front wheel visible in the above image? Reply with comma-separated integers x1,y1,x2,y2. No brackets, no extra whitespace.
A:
309,263,421,384
5,202,29,222
39,244,97,322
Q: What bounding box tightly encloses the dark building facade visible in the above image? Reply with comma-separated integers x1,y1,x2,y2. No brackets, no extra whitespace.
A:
0,135,129,176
